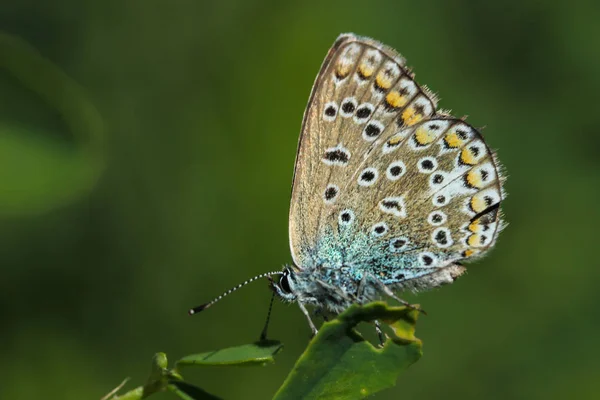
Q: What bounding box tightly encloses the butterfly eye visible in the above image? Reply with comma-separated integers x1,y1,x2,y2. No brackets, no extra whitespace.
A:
279,274,292,294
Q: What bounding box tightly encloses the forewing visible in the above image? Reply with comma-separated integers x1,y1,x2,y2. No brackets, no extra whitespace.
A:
289,33,430,266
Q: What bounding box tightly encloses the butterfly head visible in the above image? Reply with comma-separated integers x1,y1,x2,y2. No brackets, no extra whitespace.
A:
270,265,298,302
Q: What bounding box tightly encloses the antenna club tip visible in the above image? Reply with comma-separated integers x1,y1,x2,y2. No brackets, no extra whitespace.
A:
188,303,210,315
187,272,282,316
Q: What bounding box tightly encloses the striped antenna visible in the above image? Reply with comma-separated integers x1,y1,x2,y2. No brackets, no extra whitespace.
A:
188,270,284,315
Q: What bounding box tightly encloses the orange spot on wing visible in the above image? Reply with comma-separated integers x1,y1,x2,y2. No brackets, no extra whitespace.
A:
460,147,477,165
387,136,402,146
467,234,480,247
358,64,374,78
444,132,463,148
468,219,481,233
375,72,393,90
385,91,406,108
470,196,486,213
466,170,483,189
415,126,436,145
335,63,351,79
402,107,423,126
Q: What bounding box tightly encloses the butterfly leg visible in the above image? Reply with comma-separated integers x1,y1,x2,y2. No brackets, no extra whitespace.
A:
373,277,426,314
355,274,372,304
374,320,386,347
298,302,319,337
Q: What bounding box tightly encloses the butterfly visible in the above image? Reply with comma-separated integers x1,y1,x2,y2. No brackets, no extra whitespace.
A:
190,33,505,337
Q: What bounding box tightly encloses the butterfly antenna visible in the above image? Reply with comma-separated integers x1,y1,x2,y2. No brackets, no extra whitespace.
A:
188,271,284,315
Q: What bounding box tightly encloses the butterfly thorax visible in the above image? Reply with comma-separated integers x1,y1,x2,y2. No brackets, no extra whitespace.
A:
272,264,380,314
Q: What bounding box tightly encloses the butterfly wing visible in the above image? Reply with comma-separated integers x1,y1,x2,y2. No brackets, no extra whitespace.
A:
288,33,504,289
289,33,424,265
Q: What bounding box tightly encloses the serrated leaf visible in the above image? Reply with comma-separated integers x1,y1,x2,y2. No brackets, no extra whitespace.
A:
168,381,222,400
273,302,422,400
176,339,283,368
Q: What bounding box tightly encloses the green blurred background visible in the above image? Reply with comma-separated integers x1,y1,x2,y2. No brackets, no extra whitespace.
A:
1,0,599,399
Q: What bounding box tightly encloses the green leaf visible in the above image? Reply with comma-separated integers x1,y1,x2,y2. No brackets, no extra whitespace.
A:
167,381,222,400
176,340,283,368
273,302,422,400
0,33,104,216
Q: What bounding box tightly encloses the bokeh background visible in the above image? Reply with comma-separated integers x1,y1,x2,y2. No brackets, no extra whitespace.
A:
1,1,599,399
